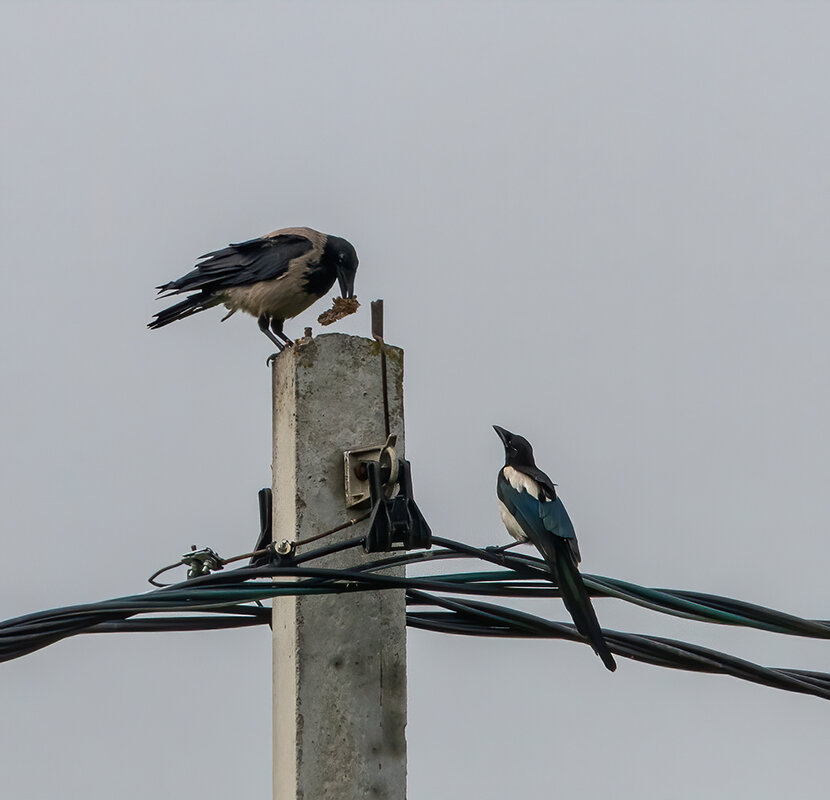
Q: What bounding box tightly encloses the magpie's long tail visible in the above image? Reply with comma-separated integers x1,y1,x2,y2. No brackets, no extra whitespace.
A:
148,292,220,329
542,538,617,672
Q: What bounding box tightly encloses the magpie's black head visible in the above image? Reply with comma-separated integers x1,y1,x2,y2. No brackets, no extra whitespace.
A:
323,235,358,298
493,425,536,467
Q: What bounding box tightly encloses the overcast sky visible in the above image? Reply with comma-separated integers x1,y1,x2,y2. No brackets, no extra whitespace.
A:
3,2,830,797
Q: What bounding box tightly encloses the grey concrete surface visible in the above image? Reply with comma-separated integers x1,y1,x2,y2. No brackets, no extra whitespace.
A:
271,334,406,799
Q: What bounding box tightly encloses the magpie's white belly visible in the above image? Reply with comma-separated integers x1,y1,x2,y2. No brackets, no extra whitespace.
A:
498,500,528,543
220,266,322,320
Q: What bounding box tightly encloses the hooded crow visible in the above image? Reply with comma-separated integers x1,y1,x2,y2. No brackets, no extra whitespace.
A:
148,227,358,350
493,426,616,671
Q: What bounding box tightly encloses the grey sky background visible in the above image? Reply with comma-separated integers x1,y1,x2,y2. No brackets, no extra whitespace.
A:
2,1,830,797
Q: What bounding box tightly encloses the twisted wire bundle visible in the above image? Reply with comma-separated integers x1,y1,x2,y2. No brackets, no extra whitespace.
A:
3,535,829,701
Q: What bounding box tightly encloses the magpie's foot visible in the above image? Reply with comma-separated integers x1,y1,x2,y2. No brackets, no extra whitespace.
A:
484,546,508,566
487,541,523,554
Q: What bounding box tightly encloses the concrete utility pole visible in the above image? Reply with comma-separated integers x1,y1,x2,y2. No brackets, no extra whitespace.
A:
271,331,407,799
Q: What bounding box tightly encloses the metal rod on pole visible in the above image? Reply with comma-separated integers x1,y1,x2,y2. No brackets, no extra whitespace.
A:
371,299,391,440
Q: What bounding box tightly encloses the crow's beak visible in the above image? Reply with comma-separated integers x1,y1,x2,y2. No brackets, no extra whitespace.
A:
337,266,355,299
493,425,512,446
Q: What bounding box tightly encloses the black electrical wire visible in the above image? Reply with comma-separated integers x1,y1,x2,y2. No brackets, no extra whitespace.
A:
4,533,830,703
405,591,830,701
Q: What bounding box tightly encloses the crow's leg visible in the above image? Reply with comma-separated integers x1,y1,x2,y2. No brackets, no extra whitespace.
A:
258,315,285,350
271,318,294,346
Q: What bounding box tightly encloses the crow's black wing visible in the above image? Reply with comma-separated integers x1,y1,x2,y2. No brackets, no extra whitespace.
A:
158,233,314,295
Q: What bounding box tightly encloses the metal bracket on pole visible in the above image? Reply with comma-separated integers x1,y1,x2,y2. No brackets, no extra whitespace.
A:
363,457,431,553
250,487,295,564
249,488,274,566
344,434,399,508
344,436,431,553
182,545,224,579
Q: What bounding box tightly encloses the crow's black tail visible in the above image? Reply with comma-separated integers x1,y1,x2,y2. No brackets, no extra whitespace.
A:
542,538,617,672
148,292,219,329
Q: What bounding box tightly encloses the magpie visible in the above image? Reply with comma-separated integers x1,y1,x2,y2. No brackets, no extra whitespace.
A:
493,425,616,671
148,226,358,350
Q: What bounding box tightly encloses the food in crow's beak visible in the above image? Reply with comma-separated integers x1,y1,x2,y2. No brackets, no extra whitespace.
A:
317,296,360,326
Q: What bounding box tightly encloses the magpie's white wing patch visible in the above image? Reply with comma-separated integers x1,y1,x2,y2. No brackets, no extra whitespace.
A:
502,466,542,499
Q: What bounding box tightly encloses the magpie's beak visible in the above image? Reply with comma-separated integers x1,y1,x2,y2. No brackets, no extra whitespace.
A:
493,425,512,447
337,266,355,299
